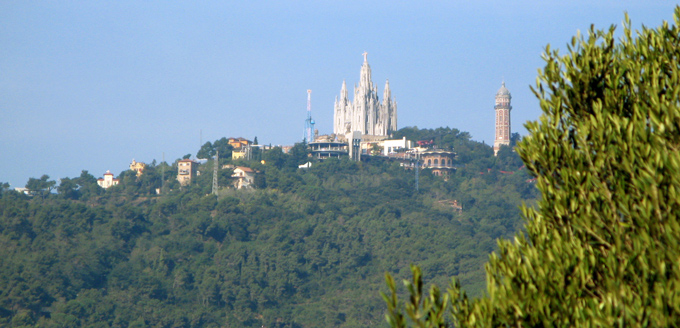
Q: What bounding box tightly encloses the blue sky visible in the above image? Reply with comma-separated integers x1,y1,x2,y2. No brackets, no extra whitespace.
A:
1,1,677,187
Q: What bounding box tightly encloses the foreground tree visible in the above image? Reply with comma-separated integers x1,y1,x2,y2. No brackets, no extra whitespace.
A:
385,9,680,327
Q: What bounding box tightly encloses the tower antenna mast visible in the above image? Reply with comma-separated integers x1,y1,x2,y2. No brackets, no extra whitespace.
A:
304,90,315,143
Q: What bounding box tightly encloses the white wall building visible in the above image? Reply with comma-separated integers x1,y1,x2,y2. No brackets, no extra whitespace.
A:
97,170,119,189
232,167,257,189
381,137,412,156
333,52,397,137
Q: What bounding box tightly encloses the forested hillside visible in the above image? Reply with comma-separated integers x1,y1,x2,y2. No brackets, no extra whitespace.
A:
0,127,536,327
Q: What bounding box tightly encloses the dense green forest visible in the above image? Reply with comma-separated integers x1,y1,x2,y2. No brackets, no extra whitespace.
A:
384,11,680,327
0,127,536,327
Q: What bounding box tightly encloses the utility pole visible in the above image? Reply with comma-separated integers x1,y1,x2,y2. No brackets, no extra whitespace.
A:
212,151,219,196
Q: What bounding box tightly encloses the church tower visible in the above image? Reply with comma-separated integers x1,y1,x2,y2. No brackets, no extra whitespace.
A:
494,82,512,156
333,52,397,138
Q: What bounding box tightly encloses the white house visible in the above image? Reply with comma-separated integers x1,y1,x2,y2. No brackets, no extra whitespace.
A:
97,170,119,189
382,137,413,156
231,167,257,189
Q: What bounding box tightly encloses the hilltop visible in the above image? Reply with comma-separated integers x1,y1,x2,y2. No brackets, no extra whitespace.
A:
0,127,536,327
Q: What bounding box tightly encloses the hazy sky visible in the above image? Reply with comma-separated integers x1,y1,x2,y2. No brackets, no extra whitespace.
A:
1,1,677,187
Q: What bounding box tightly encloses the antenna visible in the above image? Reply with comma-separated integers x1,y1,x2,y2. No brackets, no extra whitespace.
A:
304,90,315,143
212,151,219,196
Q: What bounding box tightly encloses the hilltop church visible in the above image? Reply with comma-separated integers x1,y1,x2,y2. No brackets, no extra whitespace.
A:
333,52,397,139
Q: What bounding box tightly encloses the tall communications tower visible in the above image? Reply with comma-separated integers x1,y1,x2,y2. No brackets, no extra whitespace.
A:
304,89,315,143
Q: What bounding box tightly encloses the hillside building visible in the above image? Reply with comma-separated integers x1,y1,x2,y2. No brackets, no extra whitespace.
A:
129,159,146,177
381,137,412,156
422,149,456,178
333,52,397,139
228,137,252,149
230,137,253,160
494,82,512,156
97,170,119,188
232,166,257,189
437,199,463,213
232,150,246,160
309,136,349,159
177,159,198,186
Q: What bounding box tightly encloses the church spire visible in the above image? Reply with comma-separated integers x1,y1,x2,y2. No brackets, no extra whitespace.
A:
333,53,396,137
341,79,348,100
359,52,372,89
383,79,397,134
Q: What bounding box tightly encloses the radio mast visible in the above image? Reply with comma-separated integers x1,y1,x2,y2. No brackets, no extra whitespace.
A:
304,90,315,143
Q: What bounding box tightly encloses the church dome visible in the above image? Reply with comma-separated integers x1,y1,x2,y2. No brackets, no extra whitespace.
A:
496,82,511,97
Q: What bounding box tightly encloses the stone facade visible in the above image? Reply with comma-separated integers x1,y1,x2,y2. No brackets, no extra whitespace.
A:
494,82,512,156
333,52,397,138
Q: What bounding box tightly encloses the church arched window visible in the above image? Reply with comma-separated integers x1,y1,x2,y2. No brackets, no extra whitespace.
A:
434,159,439,165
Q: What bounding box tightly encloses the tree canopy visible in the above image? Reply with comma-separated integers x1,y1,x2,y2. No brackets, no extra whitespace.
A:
0,124,535,327
25,175,55,198
384,8,680,327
